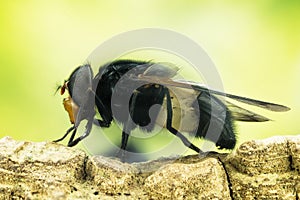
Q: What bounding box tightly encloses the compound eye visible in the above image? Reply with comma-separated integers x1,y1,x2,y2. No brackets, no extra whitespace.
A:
63,96,79,124
60,81,69,95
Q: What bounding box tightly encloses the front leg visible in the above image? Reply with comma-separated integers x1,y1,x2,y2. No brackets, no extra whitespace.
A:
53,125,76,143
67,117,93,147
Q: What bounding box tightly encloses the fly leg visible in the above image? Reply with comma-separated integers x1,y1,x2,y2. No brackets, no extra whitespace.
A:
67,117,93,147
116,91,138,161
165,88,203,154
53,125,76,143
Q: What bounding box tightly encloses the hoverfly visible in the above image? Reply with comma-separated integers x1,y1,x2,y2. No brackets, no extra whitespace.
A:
54,60,290,155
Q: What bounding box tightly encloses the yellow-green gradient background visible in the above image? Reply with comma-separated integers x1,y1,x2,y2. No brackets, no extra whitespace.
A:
0,1,299,153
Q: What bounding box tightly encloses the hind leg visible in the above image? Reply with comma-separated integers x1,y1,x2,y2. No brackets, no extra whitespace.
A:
164,88,203,154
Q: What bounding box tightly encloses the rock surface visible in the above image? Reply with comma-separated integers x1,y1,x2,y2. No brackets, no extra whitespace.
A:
224,136,299,199
0,135,299,199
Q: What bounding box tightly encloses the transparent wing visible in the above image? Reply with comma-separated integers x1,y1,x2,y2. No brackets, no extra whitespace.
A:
137,75,290,112
225,101,270,122
141,62,180,78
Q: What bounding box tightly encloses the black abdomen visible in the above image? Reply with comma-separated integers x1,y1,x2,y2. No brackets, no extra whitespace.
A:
196,92,236,149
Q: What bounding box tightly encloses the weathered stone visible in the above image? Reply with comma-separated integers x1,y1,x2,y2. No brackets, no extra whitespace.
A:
144,157,231,199
227,136,290,175
224,135,300,199
85,155,231,199
86,155,140,194
0,136,86,180
0,136,94,199
288,136,300,172
225,163,297,199
287,136,300,197
0,135,300,199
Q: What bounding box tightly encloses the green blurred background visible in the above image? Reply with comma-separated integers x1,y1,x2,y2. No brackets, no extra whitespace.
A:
0,1,299,155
